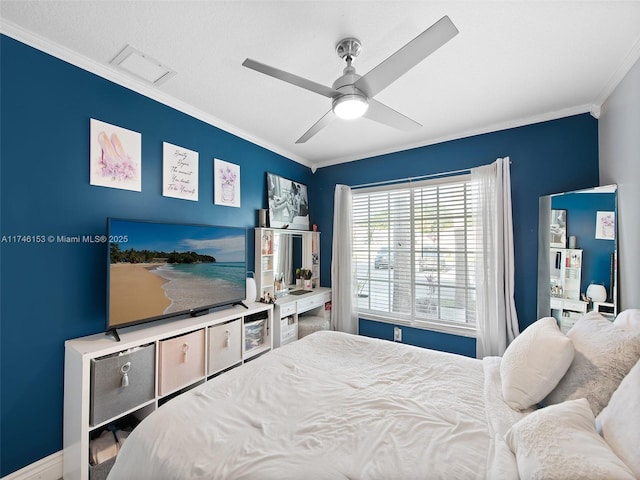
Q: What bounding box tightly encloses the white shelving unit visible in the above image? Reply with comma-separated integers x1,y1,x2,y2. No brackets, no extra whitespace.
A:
309,230,320,289
549,247,588,331
64,302,272,480
550,247,583,300
256,229,275,300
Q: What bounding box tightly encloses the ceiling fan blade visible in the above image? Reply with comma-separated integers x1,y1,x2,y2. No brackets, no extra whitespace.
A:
295,110,336,143
364,99,422,131
242,58,340,98
355,15,458,98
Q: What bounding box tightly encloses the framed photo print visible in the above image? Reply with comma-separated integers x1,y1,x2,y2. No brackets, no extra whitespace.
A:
266,173,309,230
550,209,567,248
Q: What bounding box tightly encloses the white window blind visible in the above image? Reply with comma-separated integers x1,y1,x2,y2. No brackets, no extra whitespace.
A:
353,175,478,332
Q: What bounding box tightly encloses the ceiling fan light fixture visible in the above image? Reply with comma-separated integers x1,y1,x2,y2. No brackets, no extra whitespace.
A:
332,94,369,120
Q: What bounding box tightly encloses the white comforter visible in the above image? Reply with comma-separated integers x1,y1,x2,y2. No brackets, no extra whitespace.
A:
108,331,525,480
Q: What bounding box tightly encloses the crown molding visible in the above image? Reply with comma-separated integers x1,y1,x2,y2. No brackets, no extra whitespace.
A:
0,19,311,169
593,33,640,107
314,104,595,169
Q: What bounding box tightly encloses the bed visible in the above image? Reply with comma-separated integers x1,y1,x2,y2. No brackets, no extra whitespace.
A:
107,311,640,480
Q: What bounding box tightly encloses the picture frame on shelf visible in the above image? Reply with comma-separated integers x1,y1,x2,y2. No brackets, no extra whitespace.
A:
266,172,309,230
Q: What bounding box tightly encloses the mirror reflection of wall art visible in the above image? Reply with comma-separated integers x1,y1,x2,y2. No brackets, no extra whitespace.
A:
90,119,141,191
267,172,309,230
214,158,240,207
550,209,567,248
595,211,615,240
162,142,198,201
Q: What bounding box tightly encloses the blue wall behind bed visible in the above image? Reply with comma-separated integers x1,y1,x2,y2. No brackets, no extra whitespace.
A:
0,35,312,477
359,320,477,357
312,114,600,354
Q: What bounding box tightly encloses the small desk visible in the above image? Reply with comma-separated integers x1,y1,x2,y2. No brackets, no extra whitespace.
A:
273,287,331,347
550,297,588,334
592,301,616,321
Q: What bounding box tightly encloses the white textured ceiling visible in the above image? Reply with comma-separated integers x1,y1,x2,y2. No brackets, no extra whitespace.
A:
2,1,640,169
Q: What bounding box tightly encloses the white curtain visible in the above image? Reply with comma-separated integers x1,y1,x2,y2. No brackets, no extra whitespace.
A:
331,184,358,334
473,157,519,358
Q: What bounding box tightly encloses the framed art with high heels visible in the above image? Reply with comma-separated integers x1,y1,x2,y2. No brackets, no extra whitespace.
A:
90,118,142,191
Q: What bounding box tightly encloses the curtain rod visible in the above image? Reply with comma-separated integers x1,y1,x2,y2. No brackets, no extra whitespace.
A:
350,167,471,190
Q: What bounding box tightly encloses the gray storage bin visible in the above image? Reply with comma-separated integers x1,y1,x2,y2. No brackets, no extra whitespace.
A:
89,456,116,480
90,343,155,426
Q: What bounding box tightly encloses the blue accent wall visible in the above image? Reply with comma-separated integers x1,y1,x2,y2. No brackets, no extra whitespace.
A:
359,319,476,357
0,35,312,476
551,192,617,298
312,114,600,337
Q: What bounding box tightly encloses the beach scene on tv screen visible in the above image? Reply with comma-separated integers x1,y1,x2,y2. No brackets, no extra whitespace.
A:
109,221,245,327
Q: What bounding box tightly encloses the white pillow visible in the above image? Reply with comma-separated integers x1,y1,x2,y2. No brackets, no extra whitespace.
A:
596,358,640,478
505,398,635,480
614,309,640,332
500,317,574,410
544,311,640,415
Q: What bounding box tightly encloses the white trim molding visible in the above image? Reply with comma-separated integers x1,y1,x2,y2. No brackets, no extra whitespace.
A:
314,103,596,169
0,18,310,169
1,451,62,480
593,34,640,107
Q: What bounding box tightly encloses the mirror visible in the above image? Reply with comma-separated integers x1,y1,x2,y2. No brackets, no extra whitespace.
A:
272,231,303,288
537,185,617,324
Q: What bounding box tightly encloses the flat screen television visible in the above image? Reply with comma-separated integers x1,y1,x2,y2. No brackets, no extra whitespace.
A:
106,218,247,334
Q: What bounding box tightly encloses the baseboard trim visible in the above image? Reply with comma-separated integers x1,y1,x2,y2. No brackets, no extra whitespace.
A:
1,451,62,480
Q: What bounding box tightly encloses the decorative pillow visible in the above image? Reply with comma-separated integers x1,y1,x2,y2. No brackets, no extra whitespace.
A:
500,317,574,410
614,309,640,332
505,398,635,480
544,312,640,415
596,358,640,478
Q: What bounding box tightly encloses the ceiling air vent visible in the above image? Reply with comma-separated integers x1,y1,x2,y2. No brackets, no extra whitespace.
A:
110,45,176,86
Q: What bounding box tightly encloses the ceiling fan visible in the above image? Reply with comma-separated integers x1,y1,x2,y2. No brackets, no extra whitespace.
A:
242,15,458,144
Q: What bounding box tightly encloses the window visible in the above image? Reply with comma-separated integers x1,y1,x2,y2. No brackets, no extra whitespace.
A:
352,175,478,334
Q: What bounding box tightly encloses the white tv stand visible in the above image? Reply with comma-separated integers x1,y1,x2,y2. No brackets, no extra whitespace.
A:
63,302,272,480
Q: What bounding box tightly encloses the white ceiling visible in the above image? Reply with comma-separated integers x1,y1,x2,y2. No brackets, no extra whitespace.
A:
2,1,640,170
